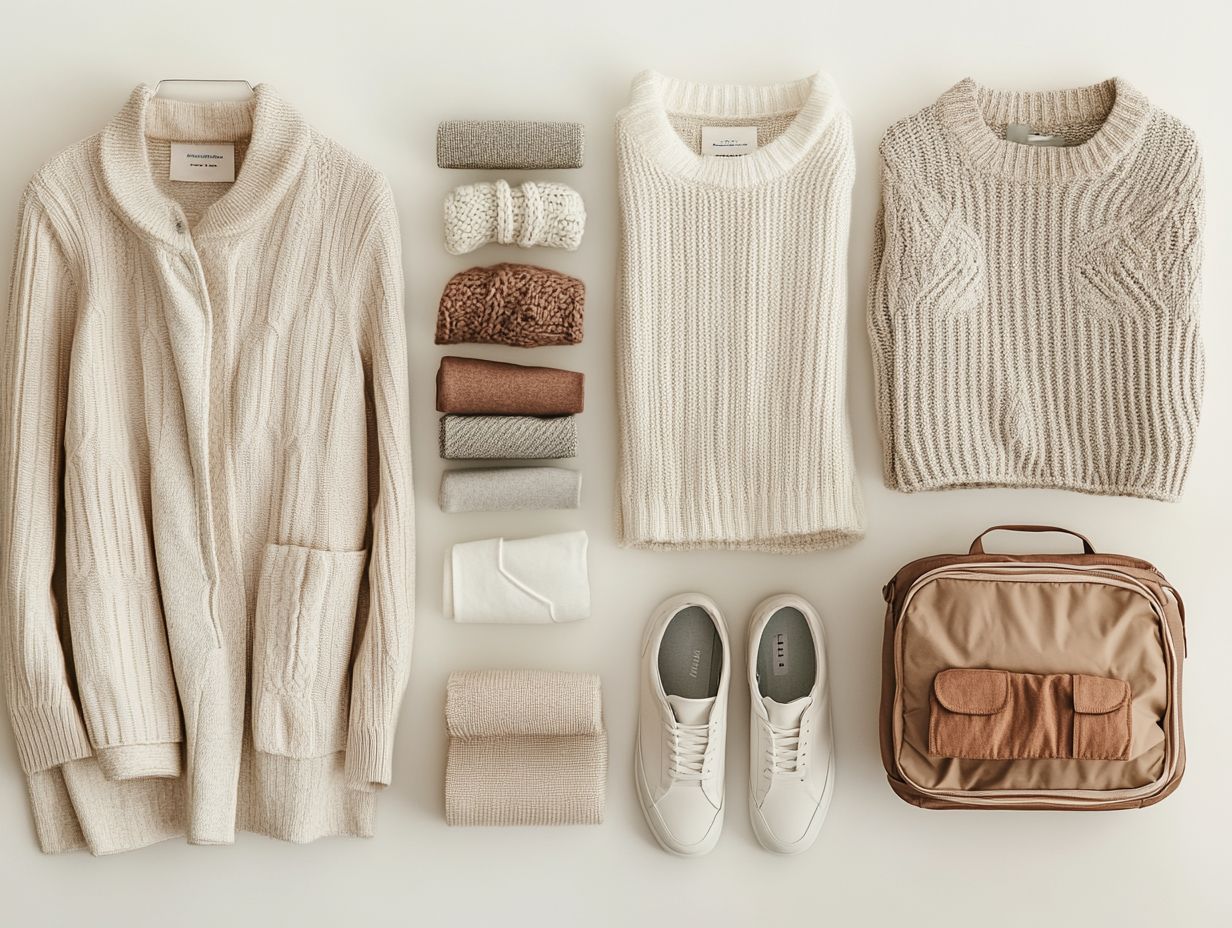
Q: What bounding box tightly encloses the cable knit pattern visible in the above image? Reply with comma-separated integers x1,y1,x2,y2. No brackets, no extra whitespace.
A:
435,263,585,347
616,70,865,552
439,414,578,460
444,670,606,826
0,85,414,853
868,77,1205,500
436,120,585,170
443,180,585,255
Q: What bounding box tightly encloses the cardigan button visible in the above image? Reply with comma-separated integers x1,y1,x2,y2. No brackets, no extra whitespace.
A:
174,219,185,233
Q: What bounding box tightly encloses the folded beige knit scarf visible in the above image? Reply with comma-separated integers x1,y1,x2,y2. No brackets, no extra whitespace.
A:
445,670,607,826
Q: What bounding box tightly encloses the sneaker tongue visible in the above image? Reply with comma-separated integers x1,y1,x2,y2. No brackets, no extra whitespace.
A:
667,695,715,725
763,695,810,728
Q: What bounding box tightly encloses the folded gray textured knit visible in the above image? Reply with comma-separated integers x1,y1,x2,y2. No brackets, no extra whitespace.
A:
436,120,585,169
439,414,577,460
445,670,606,826
439,466,582,512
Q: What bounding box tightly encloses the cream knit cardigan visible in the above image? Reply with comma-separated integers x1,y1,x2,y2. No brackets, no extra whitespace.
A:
616,71,864,552
868,78,1205,499
1,85,414,853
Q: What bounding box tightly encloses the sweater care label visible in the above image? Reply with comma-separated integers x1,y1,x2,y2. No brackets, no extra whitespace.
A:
170,143,236,182
1006,123,1067,148
701,126,758,156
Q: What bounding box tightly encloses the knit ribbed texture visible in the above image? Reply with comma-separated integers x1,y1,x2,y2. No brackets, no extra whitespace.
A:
443,179,585,255
1,84,414,853
439,466,582,512
435,263,585,347
439,414,577,459
444,670,606,826
868,77,1205,499
616,70,865,552
436,120,585,169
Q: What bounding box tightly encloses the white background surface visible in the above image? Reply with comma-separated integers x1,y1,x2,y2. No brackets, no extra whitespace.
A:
1,1,1229,925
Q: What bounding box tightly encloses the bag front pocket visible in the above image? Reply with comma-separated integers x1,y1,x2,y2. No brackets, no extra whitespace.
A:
928,668,1131,762
252,542,368,758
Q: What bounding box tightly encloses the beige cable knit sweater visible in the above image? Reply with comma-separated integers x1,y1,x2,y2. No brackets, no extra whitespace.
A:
616,71,865,552
868,77,1205,499
1,85,414,853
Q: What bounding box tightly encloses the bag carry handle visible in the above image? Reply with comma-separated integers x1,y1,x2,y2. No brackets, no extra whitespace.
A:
968,525,1095,556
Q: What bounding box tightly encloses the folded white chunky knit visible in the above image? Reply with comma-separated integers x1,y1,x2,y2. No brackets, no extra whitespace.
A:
443,179,585,255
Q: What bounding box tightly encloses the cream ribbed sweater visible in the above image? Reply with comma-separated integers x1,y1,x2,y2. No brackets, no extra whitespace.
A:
616,71,864,552
868,77,1205,499
1,85,414,853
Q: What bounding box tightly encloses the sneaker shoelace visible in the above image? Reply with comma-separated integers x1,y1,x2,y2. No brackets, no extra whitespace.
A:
764,720,804,776
665,721,713,781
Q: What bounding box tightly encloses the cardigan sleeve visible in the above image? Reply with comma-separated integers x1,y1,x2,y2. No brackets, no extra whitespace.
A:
0,187,94,775
344,178,414,793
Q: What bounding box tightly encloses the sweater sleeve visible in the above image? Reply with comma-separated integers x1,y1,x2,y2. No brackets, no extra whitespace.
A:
0,187,94,775
867,160,898,487
344,179,414,793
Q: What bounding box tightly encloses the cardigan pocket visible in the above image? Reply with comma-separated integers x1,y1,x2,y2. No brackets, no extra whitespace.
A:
252,542,368,759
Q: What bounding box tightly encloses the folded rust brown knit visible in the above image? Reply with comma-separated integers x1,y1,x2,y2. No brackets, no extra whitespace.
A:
436,356,584,416
435,263,585,348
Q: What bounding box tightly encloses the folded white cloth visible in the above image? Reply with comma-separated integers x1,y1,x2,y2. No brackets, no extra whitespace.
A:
445,531,590,624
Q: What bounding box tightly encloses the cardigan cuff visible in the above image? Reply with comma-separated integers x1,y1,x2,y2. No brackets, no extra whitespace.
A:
95,742,182,781
9,700,93,775
343,725,393,793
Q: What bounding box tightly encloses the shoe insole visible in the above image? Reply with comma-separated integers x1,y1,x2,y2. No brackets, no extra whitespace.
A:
756,607,816,703
658,606,723,700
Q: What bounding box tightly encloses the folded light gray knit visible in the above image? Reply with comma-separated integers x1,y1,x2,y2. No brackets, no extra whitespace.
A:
445,670,606,826
439,414,577,460
439,466,582,512
436,120,585,169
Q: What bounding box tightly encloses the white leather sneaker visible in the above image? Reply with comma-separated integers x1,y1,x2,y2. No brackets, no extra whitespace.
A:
635,593,730,857
747,593,835,854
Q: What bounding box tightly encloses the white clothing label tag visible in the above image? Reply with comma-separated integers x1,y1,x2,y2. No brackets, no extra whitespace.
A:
701,126,758,156
169,143,236,182
1006,123,1067,148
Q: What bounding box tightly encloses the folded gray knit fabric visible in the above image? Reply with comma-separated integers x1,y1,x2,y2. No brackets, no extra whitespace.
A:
439,415,577,460
439,466,582,512
436,120,585,169
445,670,606,826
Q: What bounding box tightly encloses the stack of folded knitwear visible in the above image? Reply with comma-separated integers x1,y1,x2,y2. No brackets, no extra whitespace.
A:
445,669,607,826
436,355,584,511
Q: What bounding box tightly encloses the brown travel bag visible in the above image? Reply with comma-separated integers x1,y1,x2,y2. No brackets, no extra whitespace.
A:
879,525,1187,810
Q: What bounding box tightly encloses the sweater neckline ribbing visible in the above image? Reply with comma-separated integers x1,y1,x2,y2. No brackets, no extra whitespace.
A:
98,84,311,247
621,70,842,187
936,77,1152,182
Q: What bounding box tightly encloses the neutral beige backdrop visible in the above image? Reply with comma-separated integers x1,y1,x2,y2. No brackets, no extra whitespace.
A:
1,1,1228,925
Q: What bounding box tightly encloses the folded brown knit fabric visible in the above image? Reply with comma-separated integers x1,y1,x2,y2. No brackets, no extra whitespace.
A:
436,120,586,170
445,670,606,826
439,414,577,460
436,263,585,347
436,356,584,416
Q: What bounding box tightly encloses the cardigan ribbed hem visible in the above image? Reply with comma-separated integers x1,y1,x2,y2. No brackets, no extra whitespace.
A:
10,700,93,774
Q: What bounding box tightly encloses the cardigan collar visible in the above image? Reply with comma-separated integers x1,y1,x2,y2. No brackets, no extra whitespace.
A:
98,84,311,245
